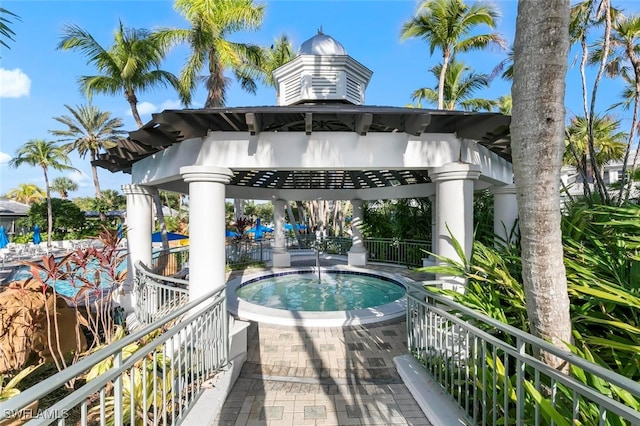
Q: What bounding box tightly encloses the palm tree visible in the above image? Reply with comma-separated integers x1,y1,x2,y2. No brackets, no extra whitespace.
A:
57,21,187,128
9,139,75,246
570,0,618,202
0,8,19,49
597,13,640,202
154,0,265,108
495,94,512,115
410,59,494,111
50,177,79,199
50,104,126,199
564,114,626,179
261,34,295,88
401,0,505,110
511,0,573,368
5,183,45,205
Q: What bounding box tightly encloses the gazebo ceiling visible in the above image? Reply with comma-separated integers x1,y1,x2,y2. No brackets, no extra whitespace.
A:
94,105,511,191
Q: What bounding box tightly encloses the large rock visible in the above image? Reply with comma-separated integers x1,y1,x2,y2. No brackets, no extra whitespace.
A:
0,279,87,373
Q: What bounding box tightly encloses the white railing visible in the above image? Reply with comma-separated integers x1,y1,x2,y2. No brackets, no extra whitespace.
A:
406,282,640,425
0,287,228,426
134,261,189,325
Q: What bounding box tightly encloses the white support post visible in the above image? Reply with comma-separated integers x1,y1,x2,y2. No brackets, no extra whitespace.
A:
431,163,481,292
181,166,233,302
492,184,518,247
272,199,290,267
348,199,367,266
120,184,154,312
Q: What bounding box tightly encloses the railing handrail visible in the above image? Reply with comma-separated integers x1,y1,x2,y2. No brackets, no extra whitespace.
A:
135,260,188,288
365,237,431,244
0,285,224,415
407,281,640,400
38,292,227,423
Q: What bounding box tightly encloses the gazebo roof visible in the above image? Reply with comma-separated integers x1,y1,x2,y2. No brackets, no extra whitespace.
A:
0,198,29,216
94,105,511,182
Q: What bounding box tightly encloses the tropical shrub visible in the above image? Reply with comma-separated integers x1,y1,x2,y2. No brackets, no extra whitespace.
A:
19,226,126,388
419,201,640,422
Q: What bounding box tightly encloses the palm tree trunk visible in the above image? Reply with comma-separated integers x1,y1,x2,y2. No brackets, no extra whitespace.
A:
437,49,451,110
205,53,226,108
587,0,612,202
622,59,640,202
127,90,144,128
617,69,639,204
90,151,106,221
43,167,53,247
511,0,572,369
154,193,169,250
286,202,301,242
90,151,102,199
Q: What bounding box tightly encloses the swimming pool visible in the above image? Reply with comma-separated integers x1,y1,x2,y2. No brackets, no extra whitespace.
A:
4,259,126,298
228,267,408,327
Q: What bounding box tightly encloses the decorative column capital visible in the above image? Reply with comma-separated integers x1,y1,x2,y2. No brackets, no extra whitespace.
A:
491,183,517,196
431,162,481,182
121,184,155,196
180,166,233,184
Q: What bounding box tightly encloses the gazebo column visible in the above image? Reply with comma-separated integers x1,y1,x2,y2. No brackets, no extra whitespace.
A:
181,166,233,302
423,195,437,267
492,184,519,247
272,199,291,267
431,163,481,292
348,199,367,266
120,184,154,312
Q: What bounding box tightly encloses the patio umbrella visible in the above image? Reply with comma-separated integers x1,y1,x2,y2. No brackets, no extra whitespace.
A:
0,226,8,248
32,224,41,245
117,222,124,239
225,230,240,238
244,219,273,238
284,223,308,231
151,231,188,243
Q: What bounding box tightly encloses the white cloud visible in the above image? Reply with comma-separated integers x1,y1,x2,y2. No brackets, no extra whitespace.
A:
160,99,183,110
0,152,11,166
0,68,31,98
126,101,156,116
68,170,90,187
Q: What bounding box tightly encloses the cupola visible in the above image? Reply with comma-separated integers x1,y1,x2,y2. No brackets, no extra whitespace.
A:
272,30,373,106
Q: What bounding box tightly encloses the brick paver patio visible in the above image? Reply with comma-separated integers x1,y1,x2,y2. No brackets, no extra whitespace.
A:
212,319,432,425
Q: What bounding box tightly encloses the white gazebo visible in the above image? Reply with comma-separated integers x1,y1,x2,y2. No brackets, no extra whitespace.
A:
96,31,516,303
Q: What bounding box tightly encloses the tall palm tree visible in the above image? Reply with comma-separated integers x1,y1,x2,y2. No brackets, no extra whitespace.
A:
511,0,573,368
154,0,265,108
5,183,45,205
401,0,505,109
50,104,126,199
410,59,494,111
57,21,187,128
51,177,79,199
9,140,75,246
570,0,618,202
596,14,640,203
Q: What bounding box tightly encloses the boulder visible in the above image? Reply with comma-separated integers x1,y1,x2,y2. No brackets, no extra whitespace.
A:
0,279,87,373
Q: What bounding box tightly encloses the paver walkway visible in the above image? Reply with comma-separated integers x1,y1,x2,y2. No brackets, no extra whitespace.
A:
212,319,432,425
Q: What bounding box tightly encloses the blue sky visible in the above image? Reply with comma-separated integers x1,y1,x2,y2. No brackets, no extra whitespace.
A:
0,0,636,199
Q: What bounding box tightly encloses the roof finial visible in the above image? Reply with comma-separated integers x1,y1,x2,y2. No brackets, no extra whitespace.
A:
317,25,323,35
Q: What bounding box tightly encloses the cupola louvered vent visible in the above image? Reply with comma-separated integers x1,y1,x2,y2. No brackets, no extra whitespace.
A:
272,32,372,106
